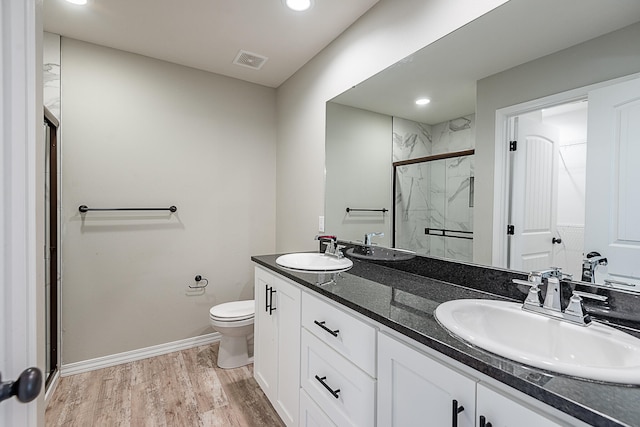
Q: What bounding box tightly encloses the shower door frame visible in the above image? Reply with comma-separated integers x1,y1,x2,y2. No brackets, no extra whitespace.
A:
44,107,59,388
392,149,475,249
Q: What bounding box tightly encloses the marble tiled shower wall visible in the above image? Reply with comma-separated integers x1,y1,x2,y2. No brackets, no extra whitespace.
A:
44,32,61,120
393,115,475,262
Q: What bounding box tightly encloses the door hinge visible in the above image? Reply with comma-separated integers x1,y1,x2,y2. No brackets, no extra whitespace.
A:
509,140,517,151
507,225,515,235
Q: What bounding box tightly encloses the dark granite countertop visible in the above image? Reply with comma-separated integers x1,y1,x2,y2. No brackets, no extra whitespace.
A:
252,252,640,427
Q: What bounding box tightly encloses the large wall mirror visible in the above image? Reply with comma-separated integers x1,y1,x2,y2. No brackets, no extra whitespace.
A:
325,0,640,291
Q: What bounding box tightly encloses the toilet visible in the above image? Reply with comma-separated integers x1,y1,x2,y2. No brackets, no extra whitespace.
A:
209,300,255,369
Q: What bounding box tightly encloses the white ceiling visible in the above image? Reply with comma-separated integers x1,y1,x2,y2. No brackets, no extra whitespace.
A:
44,0,380,88
331,0,640,124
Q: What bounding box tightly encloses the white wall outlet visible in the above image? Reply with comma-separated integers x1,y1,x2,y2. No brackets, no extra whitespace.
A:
318,215,325,232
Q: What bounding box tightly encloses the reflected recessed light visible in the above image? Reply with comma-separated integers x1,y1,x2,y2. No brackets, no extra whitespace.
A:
284,0,313,12
415,98,431,106
66,0,87,4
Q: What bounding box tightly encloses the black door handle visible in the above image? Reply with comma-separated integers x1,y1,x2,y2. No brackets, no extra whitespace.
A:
313,320,339,337
0,368,42,404
314,375,340,399
265,285,277,315
479,415,493,427
452,399,464,427
269,287,276,315
552,237,562,244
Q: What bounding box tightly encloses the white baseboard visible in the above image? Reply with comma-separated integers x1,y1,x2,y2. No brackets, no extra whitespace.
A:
60,332,221,377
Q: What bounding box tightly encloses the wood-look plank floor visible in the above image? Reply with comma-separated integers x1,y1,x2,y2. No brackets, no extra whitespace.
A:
46,343,285,427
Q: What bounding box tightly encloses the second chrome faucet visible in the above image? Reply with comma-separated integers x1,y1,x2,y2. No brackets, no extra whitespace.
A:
513,268,607,326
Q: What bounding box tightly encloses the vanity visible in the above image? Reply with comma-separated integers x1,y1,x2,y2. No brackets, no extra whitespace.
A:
252,250,640,427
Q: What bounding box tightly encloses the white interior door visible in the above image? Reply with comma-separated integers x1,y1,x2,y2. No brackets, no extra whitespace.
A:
1,0,43,424
585,76,640,286
509,116,560,272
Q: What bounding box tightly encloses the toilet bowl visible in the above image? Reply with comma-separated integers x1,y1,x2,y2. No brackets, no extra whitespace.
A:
209,300,255,369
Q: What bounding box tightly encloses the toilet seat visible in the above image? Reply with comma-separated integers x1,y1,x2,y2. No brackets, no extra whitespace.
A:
209,300,254,322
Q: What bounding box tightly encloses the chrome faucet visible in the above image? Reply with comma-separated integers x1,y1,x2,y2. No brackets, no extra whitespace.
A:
315,235,345,258
513,268,605,326
581,251,608,283
364,232,384,246
529,268,567,311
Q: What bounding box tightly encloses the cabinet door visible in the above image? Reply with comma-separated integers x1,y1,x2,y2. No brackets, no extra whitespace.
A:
254,267,278,400
476,383,562,427
378,332,476,427
273,275,301,427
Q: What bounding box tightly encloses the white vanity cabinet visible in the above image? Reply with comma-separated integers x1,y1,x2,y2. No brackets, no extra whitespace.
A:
378,332,584,427
476,383,563,427
254,267,301,427
378,332,477,427
254,264,593,427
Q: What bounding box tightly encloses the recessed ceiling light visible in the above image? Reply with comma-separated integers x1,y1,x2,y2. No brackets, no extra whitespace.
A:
284,0,313,12
65,0,87,4
415,98,431,106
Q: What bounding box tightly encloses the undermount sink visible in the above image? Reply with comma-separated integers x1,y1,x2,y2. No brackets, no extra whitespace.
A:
435,299,640,385
345,247,415,262
275,252,353,272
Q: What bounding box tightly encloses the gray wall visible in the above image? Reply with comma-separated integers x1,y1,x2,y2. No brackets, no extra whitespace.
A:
325,102,392,246
275,0,508,252
474,22,640,265
61,38,277,363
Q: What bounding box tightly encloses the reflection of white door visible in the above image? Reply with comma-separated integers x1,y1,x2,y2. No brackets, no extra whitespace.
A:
509,116,560,272
586,77,640,286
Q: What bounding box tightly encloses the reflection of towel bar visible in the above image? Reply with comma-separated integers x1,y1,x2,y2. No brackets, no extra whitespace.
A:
79,205,177,213
346,207,388,213
425,227,473,240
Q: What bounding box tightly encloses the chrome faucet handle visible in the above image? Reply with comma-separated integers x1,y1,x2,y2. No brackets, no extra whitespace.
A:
560,272,573,281
335,244,346,258
526,272,543,286
564,294,591,325
572,290,608,302
564,291,608,326
584,252,608,266
532,267,563,279
511,278,542,306
604,279,636,288
512,278,538,287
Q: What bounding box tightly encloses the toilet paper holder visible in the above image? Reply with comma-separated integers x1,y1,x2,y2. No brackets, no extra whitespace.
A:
189,275,209,289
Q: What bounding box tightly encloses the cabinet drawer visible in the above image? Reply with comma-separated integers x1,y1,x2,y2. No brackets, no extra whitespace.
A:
301,329,375,427
299,389,337,427
302,292,376,376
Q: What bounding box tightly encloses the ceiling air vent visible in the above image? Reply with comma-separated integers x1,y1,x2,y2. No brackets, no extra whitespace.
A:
233,50,268,70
